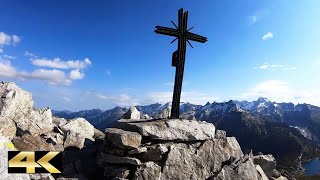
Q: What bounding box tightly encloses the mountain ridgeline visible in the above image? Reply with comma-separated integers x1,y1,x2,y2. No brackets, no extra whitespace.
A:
53,98,320,168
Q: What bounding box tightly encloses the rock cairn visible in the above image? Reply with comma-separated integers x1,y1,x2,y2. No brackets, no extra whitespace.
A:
97,116,284,180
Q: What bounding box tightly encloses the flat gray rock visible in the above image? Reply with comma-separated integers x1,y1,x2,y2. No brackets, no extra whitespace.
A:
105,128,142,149
116,118,216,141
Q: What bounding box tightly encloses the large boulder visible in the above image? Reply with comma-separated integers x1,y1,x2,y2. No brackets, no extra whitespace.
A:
64,131,86,149
253,154,276,178
116,118,216,141
60,118,95,141
105,128,142,149
196,137,244,173
0,82,33,120
0,135,31,180
0,82,54,136
211,155,262,180
123,106,140,119
162,145,209,179
21,108,54,135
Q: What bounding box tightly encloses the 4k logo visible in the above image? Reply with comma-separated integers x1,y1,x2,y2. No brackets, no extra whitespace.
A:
8,151,62,174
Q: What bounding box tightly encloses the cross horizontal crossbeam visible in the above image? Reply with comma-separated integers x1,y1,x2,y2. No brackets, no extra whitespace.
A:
155,26,207,43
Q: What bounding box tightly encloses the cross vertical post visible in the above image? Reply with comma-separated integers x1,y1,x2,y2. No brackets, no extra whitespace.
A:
155,8,207,119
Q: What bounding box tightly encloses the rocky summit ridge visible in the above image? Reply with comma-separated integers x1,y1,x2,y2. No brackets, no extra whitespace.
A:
0,82,292,180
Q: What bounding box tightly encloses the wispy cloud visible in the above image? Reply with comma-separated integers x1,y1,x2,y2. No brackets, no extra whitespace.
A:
89,91,139,106
0,32,21,45
31,57,92,69
24,51,37,58
1,55,15,59
262,32,274,40
248,9,270,25
254,62,296,70
0,49,3,53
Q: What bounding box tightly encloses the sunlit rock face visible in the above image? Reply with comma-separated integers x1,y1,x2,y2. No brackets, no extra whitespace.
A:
0,82,105,179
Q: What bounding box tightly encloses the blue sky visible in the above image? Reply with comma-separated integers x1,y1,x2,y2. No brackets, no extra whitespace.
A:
1,0,320,110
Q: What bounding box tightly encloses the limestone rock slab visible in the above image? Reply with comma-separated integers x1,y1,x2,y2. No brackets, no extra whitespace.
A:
105,128,141,149
116,118,216,141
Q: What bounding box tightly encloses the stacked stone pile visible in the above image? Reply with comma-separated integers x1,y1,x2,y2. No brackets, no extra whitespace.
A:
97,115,287,180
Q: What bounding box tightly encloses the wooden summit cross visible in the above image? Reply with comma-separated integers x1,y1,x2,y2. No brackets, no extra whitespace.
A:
155,8,207,119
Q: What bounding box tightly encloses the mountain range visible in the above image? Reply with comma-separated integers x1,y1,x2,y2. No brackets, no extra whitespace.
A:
53,97,320,169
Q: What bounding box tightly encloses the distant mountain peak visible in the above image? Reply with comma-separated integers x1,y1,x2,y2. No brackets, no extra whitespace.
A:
257,97,271,102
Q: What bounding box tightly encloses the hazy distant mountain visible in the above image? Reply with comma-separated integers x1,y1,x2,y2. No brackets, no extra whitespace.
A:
53,107,127,130
195,100,320,167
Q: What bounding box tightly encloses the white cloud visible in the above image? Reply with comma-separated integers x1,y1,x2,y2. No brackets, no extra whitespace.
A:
20,69,72,85
145,91,219,105
0,32,21,45
0,61,17,77
254,63,296,70
0,49,3,53
262,32,274,40
0,52,91,85
0,61,83,85
240,80,320,106
31,57,92,69
69,69,84,80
